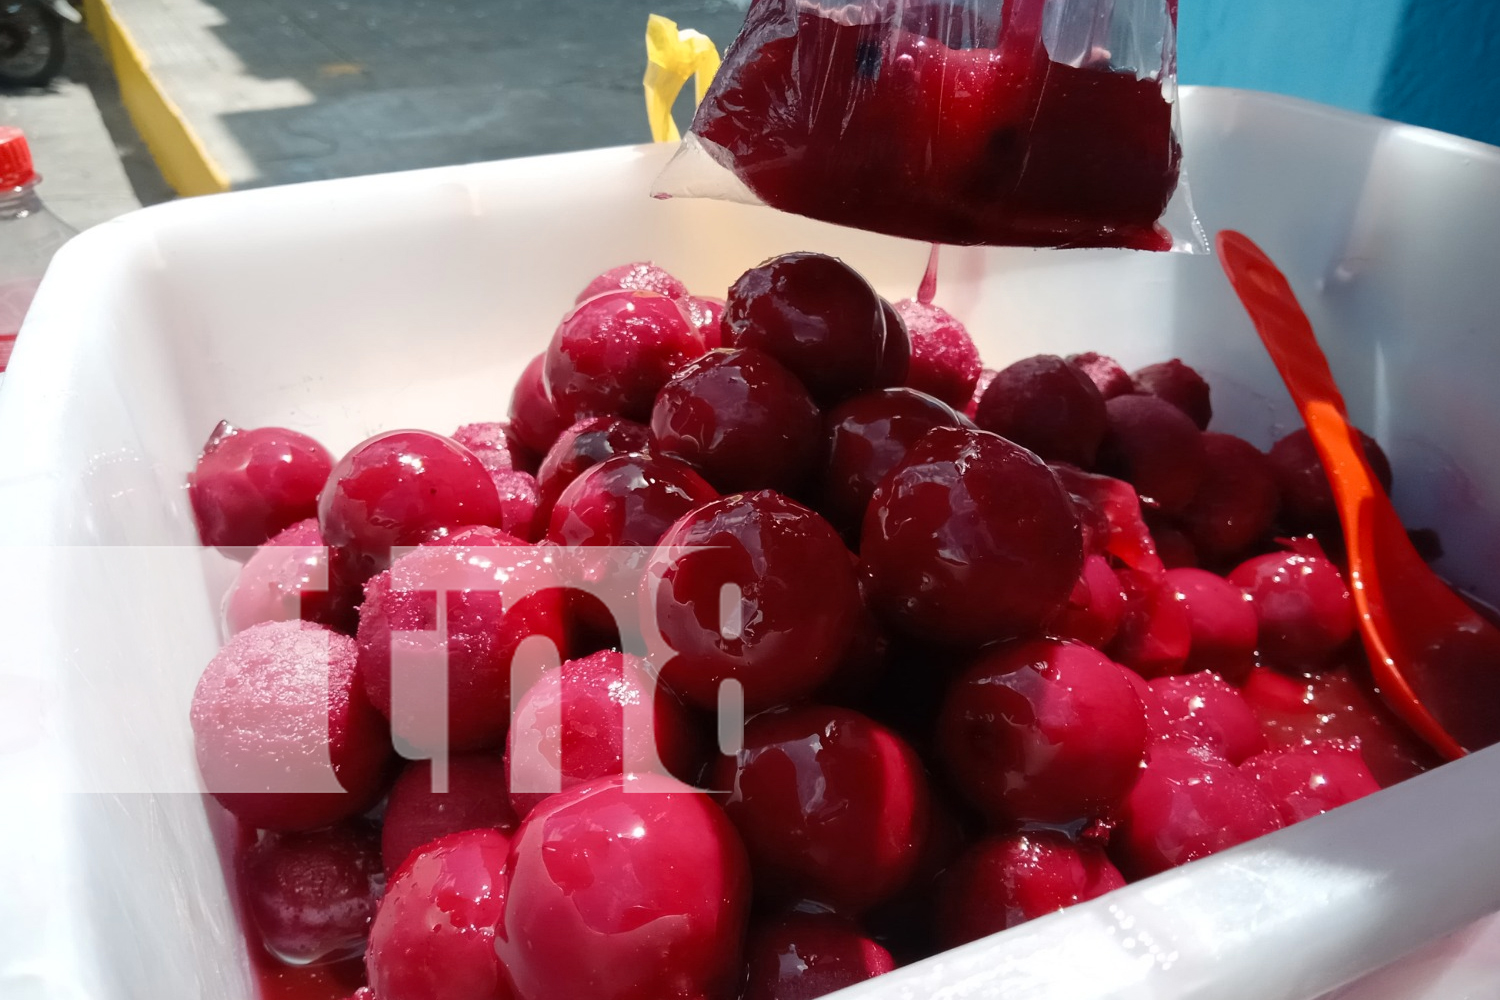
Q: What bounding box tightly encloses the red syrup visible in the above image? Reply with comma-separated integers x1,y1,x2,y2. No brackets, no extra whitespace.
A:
691,0,1180,250
918,244,941,305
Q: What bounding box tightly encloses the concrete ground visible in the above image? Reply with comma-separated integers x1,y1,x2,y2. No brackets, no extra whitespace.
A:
0,21,172,228
108,0,752,189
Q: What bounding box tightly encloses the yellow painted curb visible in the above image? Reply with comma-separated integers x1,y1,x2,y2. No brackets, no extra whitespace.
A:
83,0,230,196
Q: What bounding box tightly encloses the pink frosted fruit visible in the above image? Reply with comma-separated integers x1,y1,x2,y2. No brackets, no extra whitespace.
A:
191,620,392,831
452,421,537,475
505,650,702,819
575,262,689,303
893,298,982,408
365,829,513,1000
685,295,727,346
240,820,384,965
485,467,544,541
223,518,337,635
189,422,334,554
379,755,517,878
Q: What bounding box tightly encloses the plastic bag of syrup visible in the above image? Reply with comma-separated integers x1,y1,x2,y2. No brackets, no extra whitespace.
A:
653,0,1199,251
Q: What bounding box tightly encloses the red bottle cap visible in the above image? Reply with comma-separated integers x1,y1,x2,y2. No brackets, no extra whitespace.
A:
0,127,39,190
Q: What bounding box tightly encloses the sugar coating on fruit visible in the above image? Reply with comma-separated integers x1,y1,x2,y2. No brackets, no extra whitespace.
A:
191,620,391,831
379,755,516,878
223,518,332,635
452,421,536,475
715,704,931,913
496,773,751,1000
575,262,689,303
685,295,727,347
893,299,983,409
365,828,513,1000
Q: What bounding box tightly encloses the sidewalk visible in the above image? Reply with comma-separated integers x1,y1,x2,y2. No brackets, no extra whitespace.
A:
101,0,750,192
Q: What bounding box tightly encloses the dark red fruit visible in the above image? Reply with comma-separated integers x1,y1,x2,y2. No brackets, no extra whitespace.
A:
452,421,537,475
496,773,751,1000
819,387,969,536
937,639,1148,828
1178,433,1279,562
319,430,504,579
535,416,652,515
936,832,1125,948
1229,540,1355,669
892,298,982,408
1132,359,1212,429
505,650,702,818
1145,671,1266,763
189,422,334,553
1151,522,1199,568
1114,743,1283,878
650,347,823,496
575,262,689,303
714,704,930,913
645,491,861,711
241,820,383,965
1167,567,1258,682
546,453,717,548
191,621,392,831
1240,742,1381,823
1268,427,1393,531
379,755,516,878
365,829,513,1000
1097,395,1207,515
724,253,887,406
1047,553,1128,649
356,540,569,752
742,912,896,1000
1067,352,1134,399
509,353,569,456
974,355,1108,467
861,427,1083,647
874,299,912,388
544,289,703,423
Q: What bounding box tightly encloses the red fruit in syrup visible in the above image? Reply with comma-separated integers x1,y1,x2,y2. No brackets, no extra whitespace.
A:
1047,553,1128,649
1178,432,1280,562
189,422,334,553
485,468,544,541
546,452,717,549
715,704,931,913
1167,567,1258,683
1229,541,1356,669
974,354,1108,467
742,912,897,1000
1239,742,1381,823
223,518,338,635
1144,670,1266,763
892,299,982,409
861,426,1083,647
379,754,516,878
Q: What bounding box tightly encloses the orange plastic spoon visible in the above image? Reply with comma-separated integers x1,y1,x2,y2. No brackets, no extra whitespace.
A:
1218,230,1500,761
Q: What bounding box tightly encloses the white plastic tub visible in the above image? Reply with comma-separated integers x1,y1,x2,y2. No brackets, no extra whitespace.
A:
3,86,1500,1000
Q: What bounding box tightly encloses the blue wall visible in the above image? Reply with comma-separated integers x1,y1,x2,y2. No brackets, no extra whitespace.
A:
1179,0,1500,148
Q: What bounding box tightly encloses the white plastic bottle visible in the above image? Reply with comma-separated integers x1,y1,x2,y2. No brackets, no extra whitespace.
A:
0,126,78,379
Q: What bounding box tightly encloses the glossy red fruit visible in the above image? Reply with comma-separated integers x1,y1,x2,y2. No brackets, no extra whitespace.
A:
936,832,1126,948
319,430,504,579
224,518,337,635
974,355,1108,467
365,829,513,1000
1151,522,1199,569
874,299,912,388
496,773,751,1000
714,705,931,913
820,387,970,536
892,299,982,408
1098,395,1207,515
241,820,384,965
575,262,689,303
937,639,1148,828
649,347,823,497
1178,433,1279,562
861,427,1083,647
379,755,516,878
1229,541,1356,669
191,621,392,831
189,422,334,553
452,421,538,476
1048,553,1128,649
1239,742,1381,824
1113,743,1284,878
356,540,569,752
1145,671,1266,763
1268,427,1393,531
509,353,569,457
646,491,861,710
535,416,652,515
686,295,728,347
545,289,703,423
546,453,717,549
505,650,702,818
724,253,887,406
1167,567,1258,683
1067,352,1134,399
1132,359,1213,429
1109,566,1193,679
742,912,897,1000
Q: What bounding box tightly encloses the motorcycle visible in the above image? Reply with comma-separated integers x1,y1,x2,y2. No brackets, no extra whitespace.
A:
0,0,81,88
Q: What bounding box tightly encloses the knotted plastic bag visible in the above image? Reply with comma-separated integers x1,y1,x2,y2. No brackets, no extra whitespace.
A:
653,0,1198,251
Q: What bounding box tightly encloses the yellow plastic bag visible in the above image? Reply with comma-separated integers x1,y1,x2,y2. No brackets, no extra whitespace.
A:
643,14,720,143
